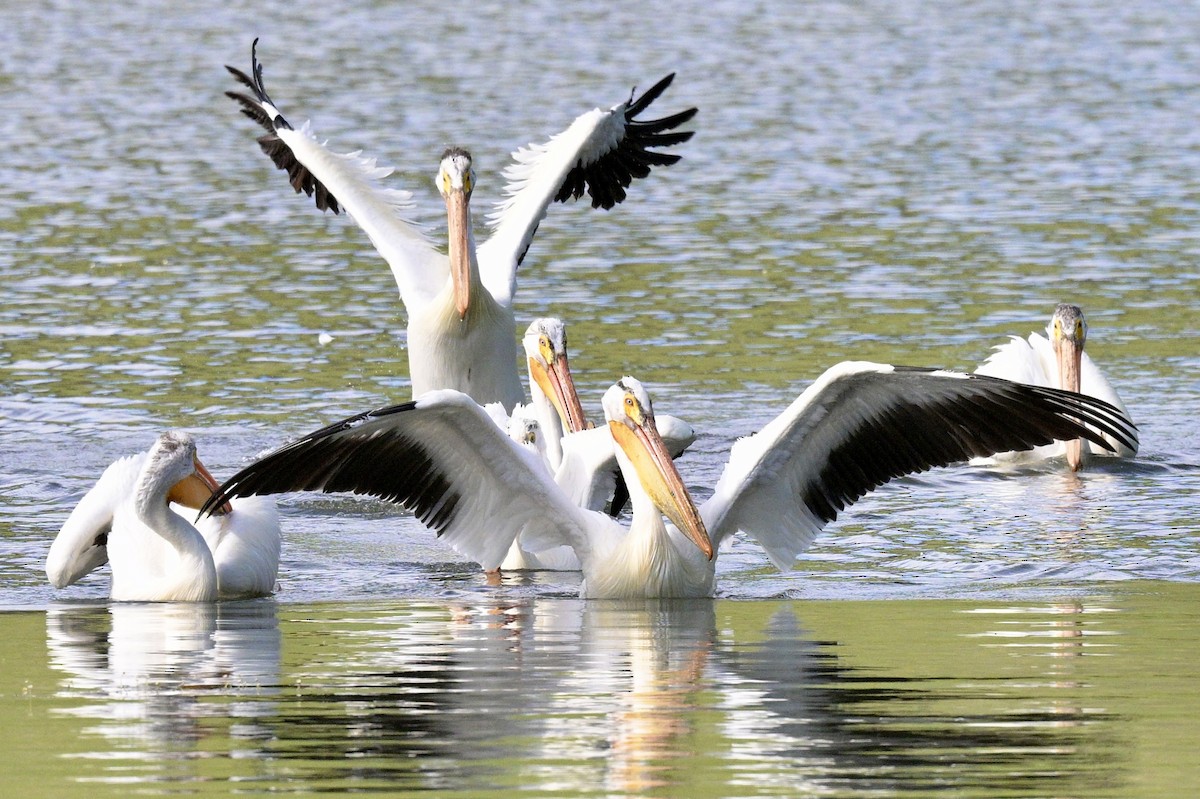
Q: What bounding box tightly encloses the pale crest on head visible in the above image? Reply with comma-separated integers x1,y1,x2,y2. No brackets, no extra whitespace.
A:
523,317,567,361
436,147,474,196
1049,303,1087,345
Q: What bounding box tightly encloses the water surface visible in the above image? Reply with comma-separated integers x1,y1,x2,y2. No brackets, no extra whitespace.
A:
5,585,1200,798
2,0,1199,795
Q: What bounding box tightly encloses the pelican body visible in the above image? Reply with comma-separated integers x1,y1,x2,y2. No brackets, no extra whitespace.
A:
226,41,696,411
496,318,697,571
975,304,1137,470
47,432,280,601
200,363,1136,599
520,317,696,513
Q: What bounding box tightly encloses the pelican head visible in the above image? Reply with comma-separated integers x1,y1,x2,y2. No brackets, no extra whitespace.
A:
153,431,231,516
523,318,589,434
602,378,712,560
436,147,476,320
1048,304,1088,470
507,404,545,449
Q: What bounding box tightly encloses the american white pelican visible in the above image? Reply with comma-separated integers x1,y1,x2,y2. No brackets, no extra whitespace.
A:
522,318,589,470
974,304,1138,470
199,363,1136,598
47,431,280,601
501,318,695,570
226,41,696,411
520,317,695,513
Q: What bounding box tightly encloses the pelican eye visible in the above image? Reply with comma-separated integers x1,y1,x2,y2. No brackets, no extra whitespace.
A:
623,394,640,421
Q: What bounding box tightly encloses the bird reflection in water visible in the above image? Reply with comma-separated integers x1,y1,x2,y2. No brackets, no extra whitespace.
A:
45,601,282,774
40,598,1120,795
584,601,715,795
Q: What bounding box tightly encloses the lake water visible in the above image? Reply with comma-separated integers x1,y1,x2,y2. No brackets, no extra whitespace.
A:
2,0,1199,795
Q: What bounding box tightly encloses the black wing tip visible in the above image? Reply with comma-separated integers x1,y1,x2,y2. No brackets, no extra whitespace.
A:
571,75,695,208
639,106,698,131
199,399,462,534
198,487,231,520
626,72,679,118
804,368,1140,527
551,85,695,211
225,64,255,90
226,37,293,130
197,400,422,519
228,42,346,213
964,372,1139,452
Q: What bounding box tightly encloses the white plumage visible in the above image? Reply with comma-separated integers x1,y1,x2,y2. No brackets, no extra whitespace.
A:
200,364,1136,599
47,431,280,601
974,304,1137,469
226,41,695,411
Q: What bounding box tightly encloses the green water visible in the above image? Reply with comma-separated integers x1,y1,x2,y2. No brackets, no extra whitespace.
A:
3,0,1200,794
3,585,1199,797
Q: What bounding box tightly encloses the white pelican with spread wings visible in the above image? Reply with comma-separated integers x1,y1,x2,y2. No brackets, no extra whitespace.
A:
226,40,696,411
200,364,1136,598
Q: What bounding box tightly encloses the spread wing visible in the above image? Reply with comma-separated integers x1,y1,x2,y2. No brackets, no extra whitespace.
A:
46,453,147,587
200,390,596,570
477,74,696,299
225,39,445,307
700,362,1139,570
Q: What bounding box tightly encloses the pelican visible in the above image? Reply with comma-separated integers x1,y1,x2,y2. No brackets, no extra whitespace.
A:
974,304,1138,470
47,431,280,601
521,317,695,513
226,41,696,411
501,317,695,570
522,318,590,470
199,363,1136,598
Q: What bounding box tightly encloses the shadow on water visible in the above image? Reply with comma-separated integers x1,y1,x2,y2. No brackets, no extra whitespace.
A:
41,596,1123,797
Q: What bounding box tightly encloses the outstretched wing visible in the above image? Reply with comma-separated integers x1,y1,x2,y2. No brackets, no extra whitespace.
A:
225,39,445,307
478,74,696,296
200,391,594,570
701,362,1139,570
977,333,1139,457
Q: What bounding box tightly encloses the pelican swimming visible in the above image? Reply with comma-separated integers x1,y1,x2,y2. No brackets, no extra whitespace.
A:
226,41,696,411
501,318,695,570
520,317,695,511
47,431,280,601
974,304,1138,470
522,318,590,471
200,363,1136,598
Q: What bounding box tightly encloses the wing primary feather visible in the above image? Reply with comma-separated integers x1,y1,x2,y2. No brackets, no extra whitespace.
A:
714,367,1141,552
226,65,257,93
624,73,677,118
226,39,344,215
547,76,696,211
201,417,466,539
225,88,276,132
199,401,420,516
1005,382,1136,451
247,38,282,118
636,130,697,148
